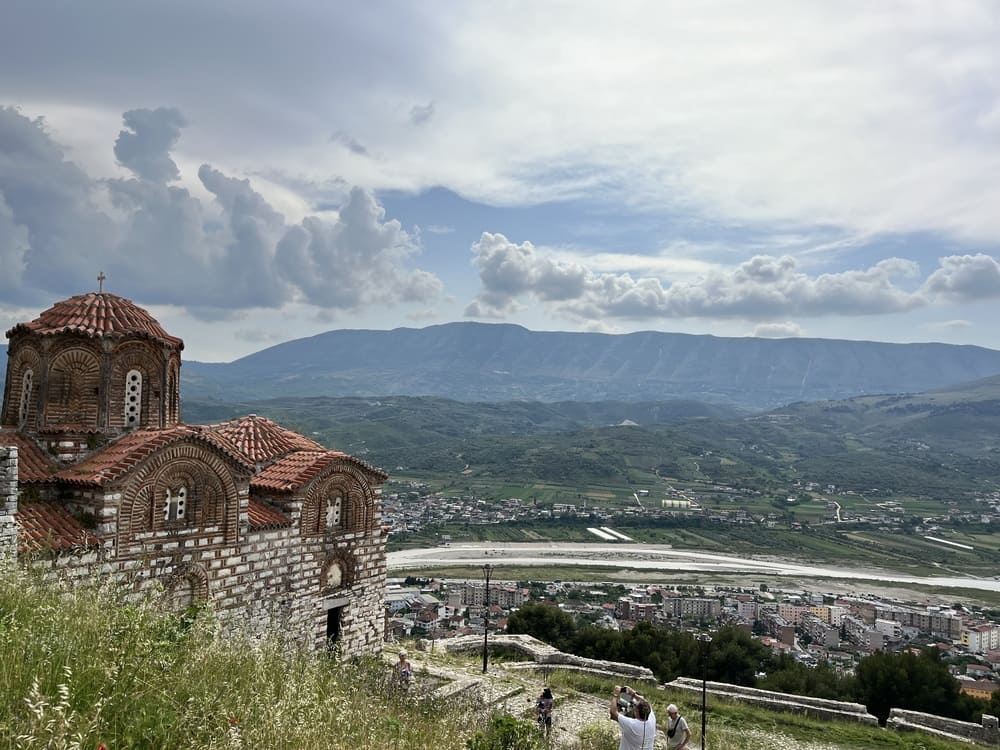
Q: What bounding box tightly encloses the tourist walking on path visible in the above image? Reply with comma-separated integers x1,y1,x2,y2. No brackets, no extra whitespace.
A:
536,687,554,736
397,650,413,691
664,704,690,750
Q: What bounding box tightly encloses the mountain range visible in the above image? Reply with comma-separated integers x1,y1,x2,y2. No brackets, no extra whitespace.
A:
181,323,1000,411
6,323,1000,411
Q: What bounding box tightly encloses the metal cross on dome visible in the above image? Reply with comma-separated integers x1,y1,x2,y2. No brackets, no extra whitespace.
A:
97,271,106,292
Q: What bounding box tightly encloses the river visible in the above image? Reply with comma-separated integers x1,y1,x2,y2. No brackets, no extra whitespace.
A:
387,542,1000,593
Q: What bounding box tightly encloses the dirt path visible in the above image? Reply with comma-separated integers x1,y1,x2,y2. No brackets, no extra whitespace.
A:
390,646,690,749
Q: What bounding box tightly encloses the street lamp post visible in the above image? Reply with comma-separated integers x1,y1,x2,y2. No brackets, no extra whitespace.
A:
482,564,494,673
696,632,712,749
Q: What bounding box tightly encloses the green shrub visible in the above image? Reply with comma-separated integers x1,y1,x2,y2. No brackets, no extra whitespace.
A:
465,714,545,750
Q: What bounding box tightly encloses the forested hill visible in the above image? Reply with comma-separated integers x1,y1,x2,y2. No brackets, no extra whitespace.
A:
180,323,1000,411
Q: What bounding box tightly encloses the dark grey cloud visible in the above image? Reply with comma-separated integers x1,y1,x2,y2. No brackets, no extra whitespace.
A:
0,195,28,294
0,106,441,318
330,131,369,156
0,106,115,301
114,107,187,182
409,101,435,125
466,232,928,323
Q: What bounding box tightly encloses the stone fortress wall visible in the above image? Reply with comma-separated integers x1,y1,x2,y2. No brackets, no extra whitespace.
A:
888,707,999,746
667,676,876,724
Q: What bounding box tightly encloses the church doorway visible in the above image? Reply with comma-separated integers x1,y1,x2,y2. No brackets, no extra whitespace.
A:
326,606,343,645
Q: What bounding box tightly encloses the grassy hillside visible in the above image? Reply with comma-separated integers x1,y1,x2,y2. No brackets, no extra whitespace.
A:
0,568,975,750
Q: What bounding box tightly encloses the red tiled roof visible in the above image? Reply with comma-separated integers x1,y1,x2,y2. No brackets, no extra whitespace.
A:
6,292,183,349
54,426,253,486
251,449,386,492
247,497,292,530
0,429,56,482
16,502,100,553
252,450,343,492
203,414,324,464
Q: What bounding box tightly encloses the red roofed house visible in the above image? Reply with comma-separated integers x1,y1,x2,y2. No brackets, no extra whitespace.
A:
0,290,387,654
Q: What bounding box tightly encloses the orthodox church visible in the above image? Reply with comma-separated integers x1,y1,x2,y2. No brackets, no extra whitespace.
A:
0,287,387,654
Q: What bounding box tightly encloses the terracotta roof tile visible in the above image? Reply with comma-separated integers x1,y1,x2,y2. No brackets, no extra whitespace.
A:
16,502,100,553
6,292,183,349
202,414,324,464
252,450,335,492
247,497,292,530
54,426,253,486
251,449,386,493
0,429,56,482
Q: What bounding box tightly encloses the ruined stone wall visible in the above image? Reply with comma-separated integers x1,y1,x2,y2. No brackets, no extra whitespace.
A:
666,676,878,725
888,708,999,746
0,446,16,557
440,633,656,682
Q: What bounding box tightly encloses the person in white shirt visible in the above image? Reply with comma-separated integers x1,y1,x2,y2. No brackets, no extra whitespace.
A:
609,686,656,750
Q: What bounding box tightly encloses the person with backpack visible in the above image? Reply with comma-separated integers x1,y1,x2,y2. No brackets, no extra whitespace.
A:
536,687,554,736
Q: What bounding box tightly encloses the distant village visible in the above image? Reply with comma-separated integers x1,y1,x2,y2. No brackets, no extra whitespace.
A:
382,480,1000,536
385,575,1000,702
383,482,1000,703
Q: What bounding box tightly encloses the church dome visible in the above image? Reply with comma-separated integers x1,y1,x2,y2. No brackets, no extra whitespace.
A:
7,292,183,349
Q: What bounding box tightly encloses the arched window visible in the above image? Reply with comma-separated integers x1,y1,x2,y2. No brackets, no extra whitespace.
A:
124,369,143,427
18,368,34,425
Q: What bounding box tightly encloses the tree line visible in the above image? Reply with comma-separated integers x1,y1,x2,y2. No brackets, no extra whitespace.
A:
506,603,999,723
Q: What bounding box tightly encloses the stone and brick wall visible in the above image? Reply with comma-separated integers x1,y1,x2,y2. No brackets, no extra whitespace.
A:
0,446,17,557
34,515,386,654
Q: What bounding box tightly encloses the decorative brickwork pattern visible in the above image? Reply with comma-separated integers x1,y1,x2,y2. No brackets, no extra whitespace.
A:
118,441,242,547
1,345,40,428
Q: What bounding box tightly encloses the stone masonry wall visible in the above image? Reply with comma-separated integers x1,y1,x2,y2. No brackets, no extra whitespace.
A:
0,446,16,557
667,676,878,725
36,500,386,655
889,708,1000,746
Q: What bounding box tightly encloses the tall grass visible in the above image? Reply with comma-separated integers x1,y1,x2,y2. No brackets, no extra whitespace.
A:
1,565,977,750
0,564,481,750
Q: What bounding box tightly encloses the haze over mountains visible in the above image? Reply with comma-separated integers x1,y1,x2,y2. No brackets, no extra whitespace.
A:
6,323,1000,412
179,323,1000,411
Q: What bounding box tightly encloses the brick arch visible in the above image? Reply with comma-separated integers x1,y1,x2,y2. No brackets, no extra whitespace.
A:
2,344,41,427
165,358,180,425
163,561,210,610
118,441,241,547
44,345,101,426
108,341,165,430
320,550,357,591
300,462,377,537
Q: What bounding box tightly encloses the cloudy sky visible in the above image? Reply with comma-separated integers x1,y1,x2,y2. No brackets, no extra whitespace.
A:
2,1,1000,361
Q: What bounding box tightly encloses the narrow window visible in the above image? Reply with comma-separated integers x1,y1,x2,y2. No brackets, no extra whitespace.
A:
163,486,187,522
18,368,34,425
325,494,343,530
125,369,143,426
